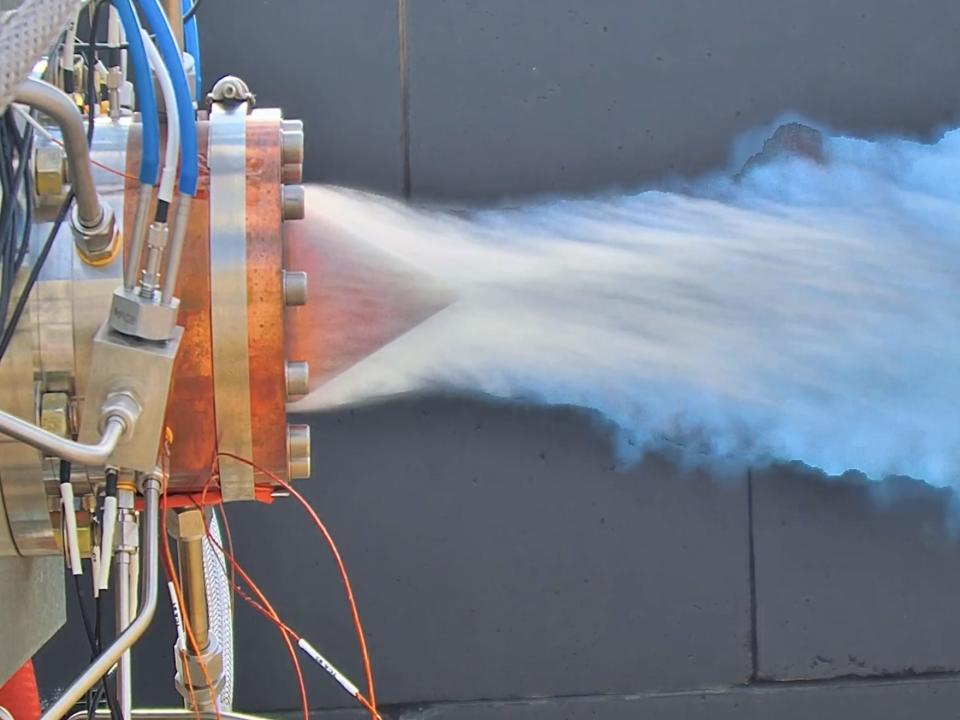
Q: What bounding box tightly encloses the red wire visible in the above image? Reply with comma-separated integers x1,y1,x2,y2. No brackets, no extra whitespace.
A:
217,451,380,719
193,493,311,720
46,136,140,182
197,501,382,720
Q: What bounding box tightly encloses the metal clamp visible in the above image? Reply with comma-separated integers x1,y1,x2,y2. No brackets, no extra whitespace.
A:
206,76,255,110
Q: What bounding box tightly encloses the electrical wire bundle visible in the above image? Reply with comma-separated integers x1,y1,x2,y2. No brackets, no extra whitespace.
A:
0,106,35,354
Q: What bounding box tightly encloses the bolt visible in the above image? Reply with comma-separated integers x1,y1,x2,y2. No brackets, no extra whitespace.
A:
286,425,311,480
282,270,308,307
280,119,304,165
282,163,303,185
282,185,305,221
285,361,310,399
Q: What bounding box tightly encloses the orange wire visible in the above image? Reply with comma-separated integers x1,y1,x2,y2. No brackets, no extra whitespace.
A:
218,452,380,719
190,489,310,720
160,446,222,720
46,136,140,182
195,497,382,720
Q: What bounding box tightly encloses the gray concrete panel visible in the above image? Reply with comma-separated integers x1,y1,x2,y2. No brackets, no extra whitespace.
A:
198,0,404,195
225,396,751,709
405,0,960,200
285,677,960,719
752,464,960,680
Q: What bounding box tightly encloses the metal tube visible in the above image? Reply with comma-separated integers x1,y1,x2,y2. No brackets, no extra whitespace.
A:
125,185,154,290
0,414,127,467
162,0,185,50
116,551,133,720
177,535,210,651
12,78,103,228
162,196,191,303
43,478,161,720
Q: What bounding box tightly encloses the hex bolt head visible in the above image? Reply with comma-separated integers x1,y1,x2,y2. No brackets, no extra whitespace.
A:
282,185,305,221
280,119,305,165
282,270,308,306
285,360,310,399
282,163,303,185
287,424,311,480
165,507,207,542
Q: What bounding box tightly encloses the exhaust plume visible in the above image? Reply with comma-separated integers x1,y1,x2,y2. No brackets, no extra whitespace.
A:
289,122,960,488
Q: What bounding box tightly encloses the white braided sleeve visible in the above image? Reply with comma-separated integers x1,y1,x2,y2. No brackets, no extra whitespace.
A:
0,0,79,112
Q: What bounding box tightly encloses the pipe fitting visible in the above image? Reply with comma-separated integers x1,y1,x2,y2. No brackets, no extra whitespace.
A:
99,392,142,440
71,196,118,264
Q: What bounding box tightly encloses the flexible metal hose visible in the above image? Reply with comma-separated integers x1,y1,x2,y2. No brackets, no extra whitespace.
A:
202,512,234,709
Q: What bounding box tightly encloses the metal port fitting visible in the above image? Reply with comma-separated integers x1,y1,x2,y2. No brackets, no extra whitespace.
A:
70,198,118,264
280,119,304,165
139,221,170,298
99,392,142,441
286,425,311,480
174,637,226,710
282,270,308,306
281,185,305,221
285,361,310,399
109,286,180,341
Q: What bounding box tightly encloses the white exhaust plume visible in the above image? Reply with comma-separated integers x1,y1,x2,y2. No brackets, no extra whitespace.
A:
291,122,960,488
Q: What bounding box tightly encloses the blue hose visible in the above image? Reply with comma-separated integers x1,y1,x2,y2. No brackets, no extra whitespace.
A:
181,0,202,104
111,0,160,186
135,0,199,196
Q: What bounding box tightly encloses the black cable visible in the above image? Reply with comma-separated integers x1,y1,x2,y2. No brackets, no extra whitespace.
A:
0,112,34,332
86,0,110,144
183,0,204,22
0,190,74,360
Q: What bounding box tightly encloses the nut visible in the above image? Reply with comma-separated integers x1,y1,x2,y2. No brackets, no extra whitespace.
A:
99,392,142,440
35,145,66,197
287,424,311,480
175,638,226,705
40,392,71,438
165,507,207,542
109,287,179,341
280,119,304,165
71,199,118,264
282,270,308,306
281,163,303,184
282,185,305,221
285,361,310,398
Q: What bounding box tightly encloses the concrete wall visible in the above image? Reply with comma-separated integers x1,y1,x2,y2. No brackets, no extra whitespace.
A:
198,0,960,201
33,2,960,718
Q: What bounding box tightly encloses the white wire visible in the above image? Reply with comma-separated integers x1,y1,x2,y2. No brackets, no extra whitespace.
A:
98,495,118,590
140,27,178,204
60,9,80,80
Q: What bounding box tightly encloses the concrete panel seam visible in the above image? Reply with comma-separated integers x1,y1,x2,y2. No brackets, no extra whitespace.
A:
747,468,759,679
398,0,411,198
